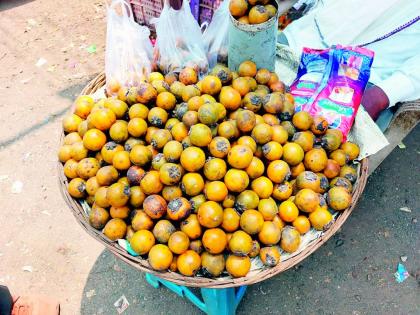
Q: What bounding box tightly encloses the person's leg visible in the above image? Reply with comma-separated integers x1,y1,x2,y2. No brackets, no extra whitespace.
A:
0,285,13,315
375,107,395,132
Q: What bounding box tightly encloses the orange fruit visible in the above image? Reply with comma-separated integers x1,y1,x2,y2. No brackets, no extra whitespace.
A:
182,173,205,196
180,147,206,172
177,250,201,276
226,255,251,278
327,186,352,211
140,170,163,194
278,200,299,222
156,91,177,110
282,142,304,166
167,197,192,221
310,116,329,135
229,230,253,255
130,144,152,166
130,230,155,255
258,221,281,245
238,61,257,77
201,252,225,277
179,67,198,85
201,75,222,95
197,201,224,228
304,148,328,172
89,108,116,131
148,244,173,271
251,123,273,144
309,208,333,230
259,246,281,267
340,142,360,161
294,188,320,213
222,208,240,232
229,0,248,18
232,77,250,96
267,160,291,183
236,110,256,133
240,210,264,235
168,231,190,254
224,169,249,193
271,125,289,144
248,5,270,24
205,181,228,202
219,86,242,110
202,228,227,254
180,214,202,240
189,124,212,147
251,176,273,199
227,145,253,169
293,215,311,234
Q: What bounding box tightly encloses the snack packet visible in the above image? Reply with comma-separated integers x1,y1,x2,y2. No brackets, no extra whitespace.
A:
105,0,153,96
202,0,229,68
152,0,208,74
291,45,374,139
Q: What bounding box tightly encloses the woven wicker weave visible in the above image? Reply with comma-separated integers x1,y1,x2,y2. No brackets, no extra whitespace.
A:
58,72,369,288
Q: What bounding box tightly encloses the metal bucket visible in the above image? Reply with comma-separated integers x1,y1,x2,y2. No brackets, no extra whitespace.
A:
228,2,279,71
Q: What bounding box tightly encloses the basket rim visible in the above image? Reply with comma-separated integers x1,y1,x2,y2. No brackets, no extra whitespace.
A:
59,72,369,288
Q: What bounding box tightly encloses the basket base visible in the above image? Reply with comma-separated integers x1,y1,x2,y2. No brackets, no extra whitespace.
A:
145,274,247,314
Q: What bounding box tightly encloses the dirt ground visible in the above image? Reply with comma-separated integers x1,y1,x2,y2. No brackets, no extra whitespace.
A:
0,1,418,315
0,0,106,313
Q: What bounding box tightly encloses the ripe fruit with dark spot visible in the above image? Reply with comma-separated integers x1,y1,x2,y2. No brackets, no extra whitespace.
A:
208,137,230,158
280,226,301,253
201,252,225,277
330,177,353,192
310,116,329,135
167,197,192,221
180,214,202,239
89,206,110,229
259,246,281,267
142,192,167,217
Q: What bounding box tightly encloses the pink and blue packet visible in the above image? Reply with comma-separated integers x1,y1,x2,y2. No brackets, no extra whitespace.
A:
290,45,374,139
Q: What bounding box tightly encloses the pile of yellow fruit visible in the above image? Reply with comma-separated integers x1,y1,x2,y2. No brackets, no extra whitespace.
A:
59,60,359,278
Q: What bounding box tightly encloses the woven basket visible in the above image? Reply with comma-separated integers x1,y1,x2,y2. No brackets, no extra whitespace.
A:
58,72,369,288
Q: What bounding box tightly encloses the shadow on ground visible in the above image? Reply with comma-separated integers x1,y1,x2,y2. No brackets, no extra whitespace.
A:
81,126,419,315
0,0,34,11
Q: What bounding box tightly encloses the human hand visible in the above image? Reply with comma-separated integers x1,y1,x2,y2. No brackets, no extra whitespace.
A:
362,85,390,121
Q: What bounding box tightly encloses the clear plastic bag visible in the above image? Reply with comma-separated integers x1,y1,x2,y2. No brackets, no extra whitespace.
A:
105,0,153,95
152,0,208,74
202,0,229,68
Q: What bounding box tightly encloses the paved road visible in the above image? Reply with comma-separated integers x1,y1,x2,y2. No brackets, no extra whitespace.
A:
81,126,420,315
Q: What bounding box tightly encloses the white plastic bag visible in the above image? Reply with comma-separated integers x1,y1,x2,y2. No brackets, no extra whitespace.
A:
203,0,229,68
152,0,208,74
105,0,153,95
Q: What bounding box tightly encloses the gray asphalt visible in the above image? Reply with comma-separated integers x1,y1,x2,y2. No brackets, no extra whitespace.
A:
81,125,419,315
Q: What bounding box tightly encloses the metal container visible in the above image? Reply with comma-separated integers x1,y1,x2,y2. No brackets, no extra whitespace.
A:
228,2,279,71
